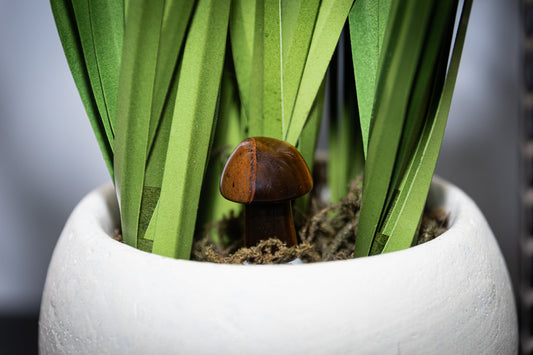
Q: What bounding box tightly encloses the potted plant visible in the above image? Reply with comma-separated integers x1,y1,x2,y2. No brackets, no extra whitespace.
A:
40,0,518,353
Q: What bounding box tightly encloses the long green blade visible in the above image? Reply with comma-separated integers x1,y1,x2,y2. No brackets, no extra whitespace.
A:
354,0,433,257
139,63,181,248
263,0,284,138
285,0,354,145
50,0,114,177
89,0,124,134
381,0,472,253
197,66,244,244
151,0,231,259
248,0,266,136
349,0,391,158
282,0,321,137
328,34,363,203
138,2,196,250
379,0,457,233
147,0,195,151
281,0,302,61
297,78,326,176
71,0,115,148
230,0,256,125
114,0,164,247
295,77,326,213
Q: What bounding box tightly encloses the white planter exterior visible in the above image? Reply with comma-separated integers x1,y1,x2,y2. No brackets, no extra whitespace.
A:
39,178,518,354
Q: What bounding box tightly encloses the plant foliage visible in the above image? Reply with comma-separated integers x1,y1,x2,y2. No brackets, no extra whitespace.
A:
51,0,471,259
351,0,472,256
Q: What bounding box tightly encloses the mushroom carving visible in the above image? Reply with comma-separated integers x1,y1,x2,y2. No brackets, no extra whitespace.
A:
220,137,313,247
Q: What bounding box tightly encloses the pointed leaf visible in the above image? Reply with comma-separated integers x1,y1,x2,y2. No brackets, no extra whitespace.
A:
381,0,472,253
139,65,181,247
282,0,321,136
263,0,284,138
295,77,326,213
89,0,124,133
349,0,391,157
285,0,354,145
114,0,164,247
147,0,195,151
50,0,114,177
71,0,114,147
197,67,244,244
230,0,256,125
151,0,231,259
354,0,433,257
248,0,265,136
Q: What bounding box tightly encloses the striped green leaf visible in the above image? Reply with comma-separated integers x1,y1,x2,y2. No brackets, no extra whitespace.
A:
349,0,391,157
50,0,114,177
354,0,433,257
381,0,472,253
263,0,284,138
151,0,231,259
230,0,256,126
197,66,244,245
281,0,321,136
88,0,124,134
285,0,354,145
114,0,164,247
71,0,116,149
147,0,195,151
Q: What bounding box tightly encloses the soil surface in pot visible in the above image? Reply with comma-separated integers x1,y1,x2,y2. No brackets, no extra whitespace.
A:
190,179,448,264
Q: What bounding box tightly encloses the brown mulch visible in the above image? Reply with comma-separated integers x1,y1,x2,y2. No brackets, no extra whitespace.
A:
191,178,449,264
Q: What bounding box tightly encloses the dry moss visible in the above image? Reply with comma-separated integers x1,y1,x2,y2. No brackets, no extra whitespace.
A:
192,178,449,264
193,238,314,264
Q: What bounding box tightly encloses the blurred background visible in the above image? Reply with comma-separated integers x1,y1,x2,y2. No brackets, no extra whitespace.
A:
0,0,520,353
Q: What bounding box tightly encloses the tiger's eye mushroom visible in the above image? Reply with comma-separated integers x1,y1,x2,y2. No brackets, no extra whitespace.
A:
220,137,313,247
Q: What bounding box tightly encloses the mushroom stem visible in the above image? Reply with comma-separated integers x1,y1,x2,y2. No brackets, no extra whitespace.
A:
245,201,297,247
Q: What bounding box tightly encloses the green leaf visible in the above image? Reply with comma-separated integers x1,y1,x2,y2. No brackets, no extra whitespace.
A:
380,0,457,231
281,0,302,61
50,0,114,177
328,36,363,203
349,0,391,158
248,0,266,136
71,0,115,148
263,0,284,138
197,66,244,244
230,0,256,128
381,0,472,253
354,0,433,257
139,63,181,246
151,0,231,259
114,0,164,247
285,0,354,146
297,78,326,175
147,0,195,152
282,0,321,136
138,1,196,249
88,0,124,133
295,77,326,213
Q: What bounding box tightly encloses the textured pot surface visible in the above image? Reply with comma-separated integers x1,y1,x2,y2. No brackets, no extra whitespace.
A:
39,178,518,354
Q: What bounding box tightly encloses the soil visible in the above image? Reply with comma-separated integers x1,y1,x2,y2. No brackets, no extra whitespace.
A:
111,177,449,264
191,178,449,264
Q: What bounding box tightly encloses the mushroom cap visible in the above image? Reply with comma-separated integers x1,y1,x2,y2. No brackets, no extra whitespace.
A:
220,137,313,203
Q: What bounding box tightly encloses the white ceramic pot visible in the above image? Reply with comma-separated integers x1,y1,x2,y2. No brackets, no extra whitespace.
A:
39,177,518,354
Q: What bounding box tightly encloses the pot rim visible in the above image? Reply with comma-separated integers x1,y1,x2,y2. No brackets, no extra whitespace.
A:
41,175,518,355
66,175,481,268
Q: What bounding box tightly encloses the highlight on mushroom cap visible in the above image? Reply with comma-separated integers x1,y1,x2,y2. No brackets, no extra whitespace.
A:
220,137,313,203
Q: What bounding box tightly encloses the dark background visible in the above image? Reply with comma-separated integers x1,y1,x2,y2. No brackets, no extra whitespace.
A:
0,0,519,353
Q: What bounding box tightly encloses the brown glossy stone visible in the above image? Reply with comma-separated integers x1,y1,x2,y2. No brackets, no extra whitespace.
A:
220,137,313,248
219,138,257,204
220,137,313,203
